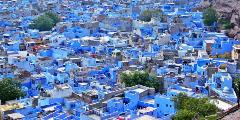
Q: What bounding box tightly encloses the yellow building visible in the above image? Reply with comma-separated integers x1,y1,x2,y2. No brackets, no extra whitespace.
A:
0,103,24,119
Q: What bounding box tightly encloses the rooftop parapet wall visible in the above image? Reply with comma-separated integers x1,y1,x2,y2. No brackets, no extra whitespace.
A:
83,85,155,110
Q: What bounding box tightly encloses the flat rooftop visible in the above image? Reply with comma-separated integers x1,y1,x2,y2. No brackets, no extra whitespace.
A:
210,99,233,111
7,113,25,119
0,103,24,112
233,45,240,49
133,88,145,93
205,39,215,44
144,98,155,104
136,115,157,120
88,114,101,120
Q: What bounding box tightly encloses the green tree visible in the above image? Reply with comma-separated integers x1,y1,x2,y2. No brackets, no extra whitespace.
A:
0,78,24,104
139,10,163,22
172,93,189,110
210,53,231,59
120,71,164,93
173,93,218,119
219,64,227,70
45,12,60,25
201,114,217,120
197,103,218,117
29,15,54,31
218,53,231,59
219,19,234,30
234,76,240,107
203,7,218,26
173,109,196,120
29,12,60,31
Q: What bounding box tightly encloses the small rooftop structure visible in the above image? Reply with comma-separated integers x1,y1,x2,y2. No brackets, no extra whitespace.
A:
55,84,71,90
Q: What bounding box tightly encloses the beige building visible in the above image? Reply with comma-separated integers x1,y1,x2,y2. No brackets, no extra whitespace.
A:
232,45,240,61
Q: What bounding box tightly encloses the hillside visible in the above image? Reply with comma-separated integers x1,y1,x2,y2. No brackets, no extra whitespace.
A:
199,0,240,39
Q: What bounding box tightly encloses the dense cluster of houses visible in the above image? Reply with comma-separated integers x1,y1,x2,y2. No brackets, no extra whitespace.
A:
1,0,240,120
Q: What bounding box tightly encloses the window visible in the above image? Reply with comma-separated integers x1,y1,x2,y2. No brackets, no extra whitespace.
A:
71,104,75,108
166,104,168,107
157,104,159,107
170,105,172,108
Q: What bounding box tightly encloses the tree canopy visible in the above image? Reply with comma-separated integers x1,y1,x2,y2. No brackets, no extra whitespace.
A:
210,52,231,59
219,19,234,30
45,12,60,24
203,7,218,26
29,12,60,31
120,71,164,93
173,93,218,119
234,76,240,106
138,10,163,22
0,78,24,104
173,109,196,120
